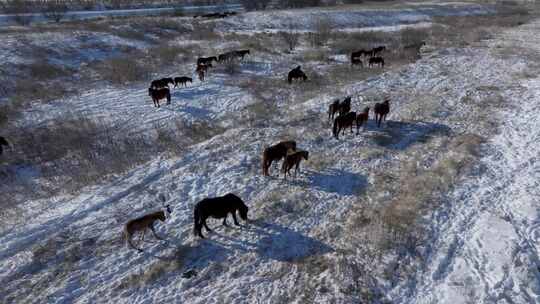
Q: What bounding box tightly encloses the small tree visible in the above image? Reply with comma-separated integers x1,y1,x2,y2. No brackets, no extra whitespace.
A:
280,31,300,51
43,1,69,23
309,16,333,47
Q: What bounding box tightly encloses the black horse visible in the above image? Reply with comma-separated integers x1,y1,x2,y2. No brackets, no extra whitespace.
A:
193,193,249,238
288,66,307,84
328,99,341,120
333,111,356,139
0,136,9,155
174,76,193,88
262,140,297,176
197,56,217,66
371,46,386,56
150,78,171,89
369,57,384,68
339,96,352,116
235,49,250,60
374,99,390,127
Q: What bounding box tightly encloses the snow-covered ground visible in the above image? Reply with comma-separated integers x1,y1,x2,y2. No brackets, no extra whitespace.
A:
1,2,539,304
390,20,540,304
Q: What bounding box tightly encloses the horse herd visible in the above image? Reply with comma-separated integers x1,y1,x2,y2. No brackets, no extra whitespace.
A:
147,49,251,107
331,97,390,139
351,45,387,68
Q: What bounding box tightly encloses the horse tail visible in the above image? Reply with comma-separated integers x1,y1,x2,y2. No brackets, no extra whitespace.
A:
166,91,171,103
333,118,339,137
124,225,140,251
193,205,202,237
287,74,292,84
261,149,267,175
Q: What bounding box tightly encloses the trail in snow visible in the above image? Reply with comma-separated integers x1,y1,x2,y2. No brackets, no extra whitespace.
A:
393,20,540,304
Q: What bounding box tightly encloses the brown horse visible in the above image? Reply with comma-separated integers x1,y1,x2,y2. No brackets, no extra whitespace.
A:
148,87,171,108
281,150,309,180
374,99,390,127
333,111,356,139
369,57,385,68
262,140,296,176
196,63,212,81
328,99,341,120
288,66,308,84
356,107,370,134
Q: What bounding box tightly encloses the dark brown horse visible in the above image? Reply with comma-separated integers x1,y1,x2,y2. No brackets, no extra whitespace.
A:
333,111,356,139
339,96,352,116
193,193,249,238
288,66,307,84
351,49,368,60
356,107,370,134
351,57,363,66
374,99,390,127
328,99,341,120
218,52,235,62
148,87,171,108
0,136,9,155
262,140,296,176
281,150,309,180
196,63,212,81
174,76,193,88
150,78,172,89
369,57,384,68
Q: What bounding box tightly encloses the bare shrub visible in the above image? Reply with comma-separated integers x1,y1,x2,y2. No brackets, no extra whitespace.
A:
1,0,33,25
43,0,69,23
96,54,151,85
309,16,334,47
241,0,272,11
280,23,301,51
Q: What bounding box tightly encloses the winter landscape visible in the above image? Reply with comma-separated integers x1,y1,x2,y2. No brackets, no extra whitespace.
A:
0,0,539,303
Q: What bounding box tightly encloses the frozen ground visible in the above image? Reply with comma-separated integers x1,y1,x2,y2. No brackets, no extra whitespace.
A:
1,2,539,304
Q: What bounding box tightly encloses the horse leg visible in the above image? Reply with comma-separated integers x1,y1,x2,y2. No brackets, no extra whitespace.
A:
203,219,212,232
222,214,228,227
150,223,163,240
232,213,240,226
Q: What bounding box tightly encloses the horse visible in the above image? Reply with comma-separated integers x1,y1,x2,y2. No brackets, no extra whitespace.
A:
218,52,234,62
339,96,352,116
124,205,172,252
369,57,384,68
288,66,307,84
148,87,171,108
374,99,390,127
193,193,249,238
356,107,370,134
235,49,250,60
161,77,174,87
333,111,357,139
197,56,217,66
351,57,363,66
196,63,212,81
281,150,309,180
150,79,168,89
262,140,297,176
328,99,341,120
351,49,367,60
0,136,9,155
371,46,386,56
174,76,193,88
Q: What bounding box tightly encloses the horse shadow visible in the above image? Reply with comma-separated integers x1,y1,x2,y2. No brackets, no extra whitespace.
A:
362,119,451,150
305,169,367,196
203,220,334,263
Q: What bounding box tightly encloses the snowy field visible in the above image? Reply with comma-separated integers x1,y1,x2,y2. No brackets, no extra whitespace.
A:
0,1,539,304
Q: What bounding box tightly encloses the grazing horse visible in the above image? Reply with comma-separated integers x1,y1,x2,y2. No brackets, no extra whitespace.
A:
235,49,250,60
0,136,9,155
356,107,370,134
193,193,249,238
369,57,384,68
328,99,341,120
333,111,357,139
262,140,297,176
174,76,193,88
374,99,390,127
371,46,386,56
281,150,309,180
288,66,307,84
197,56,217,66
339,96,352,116
148,87,171,108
